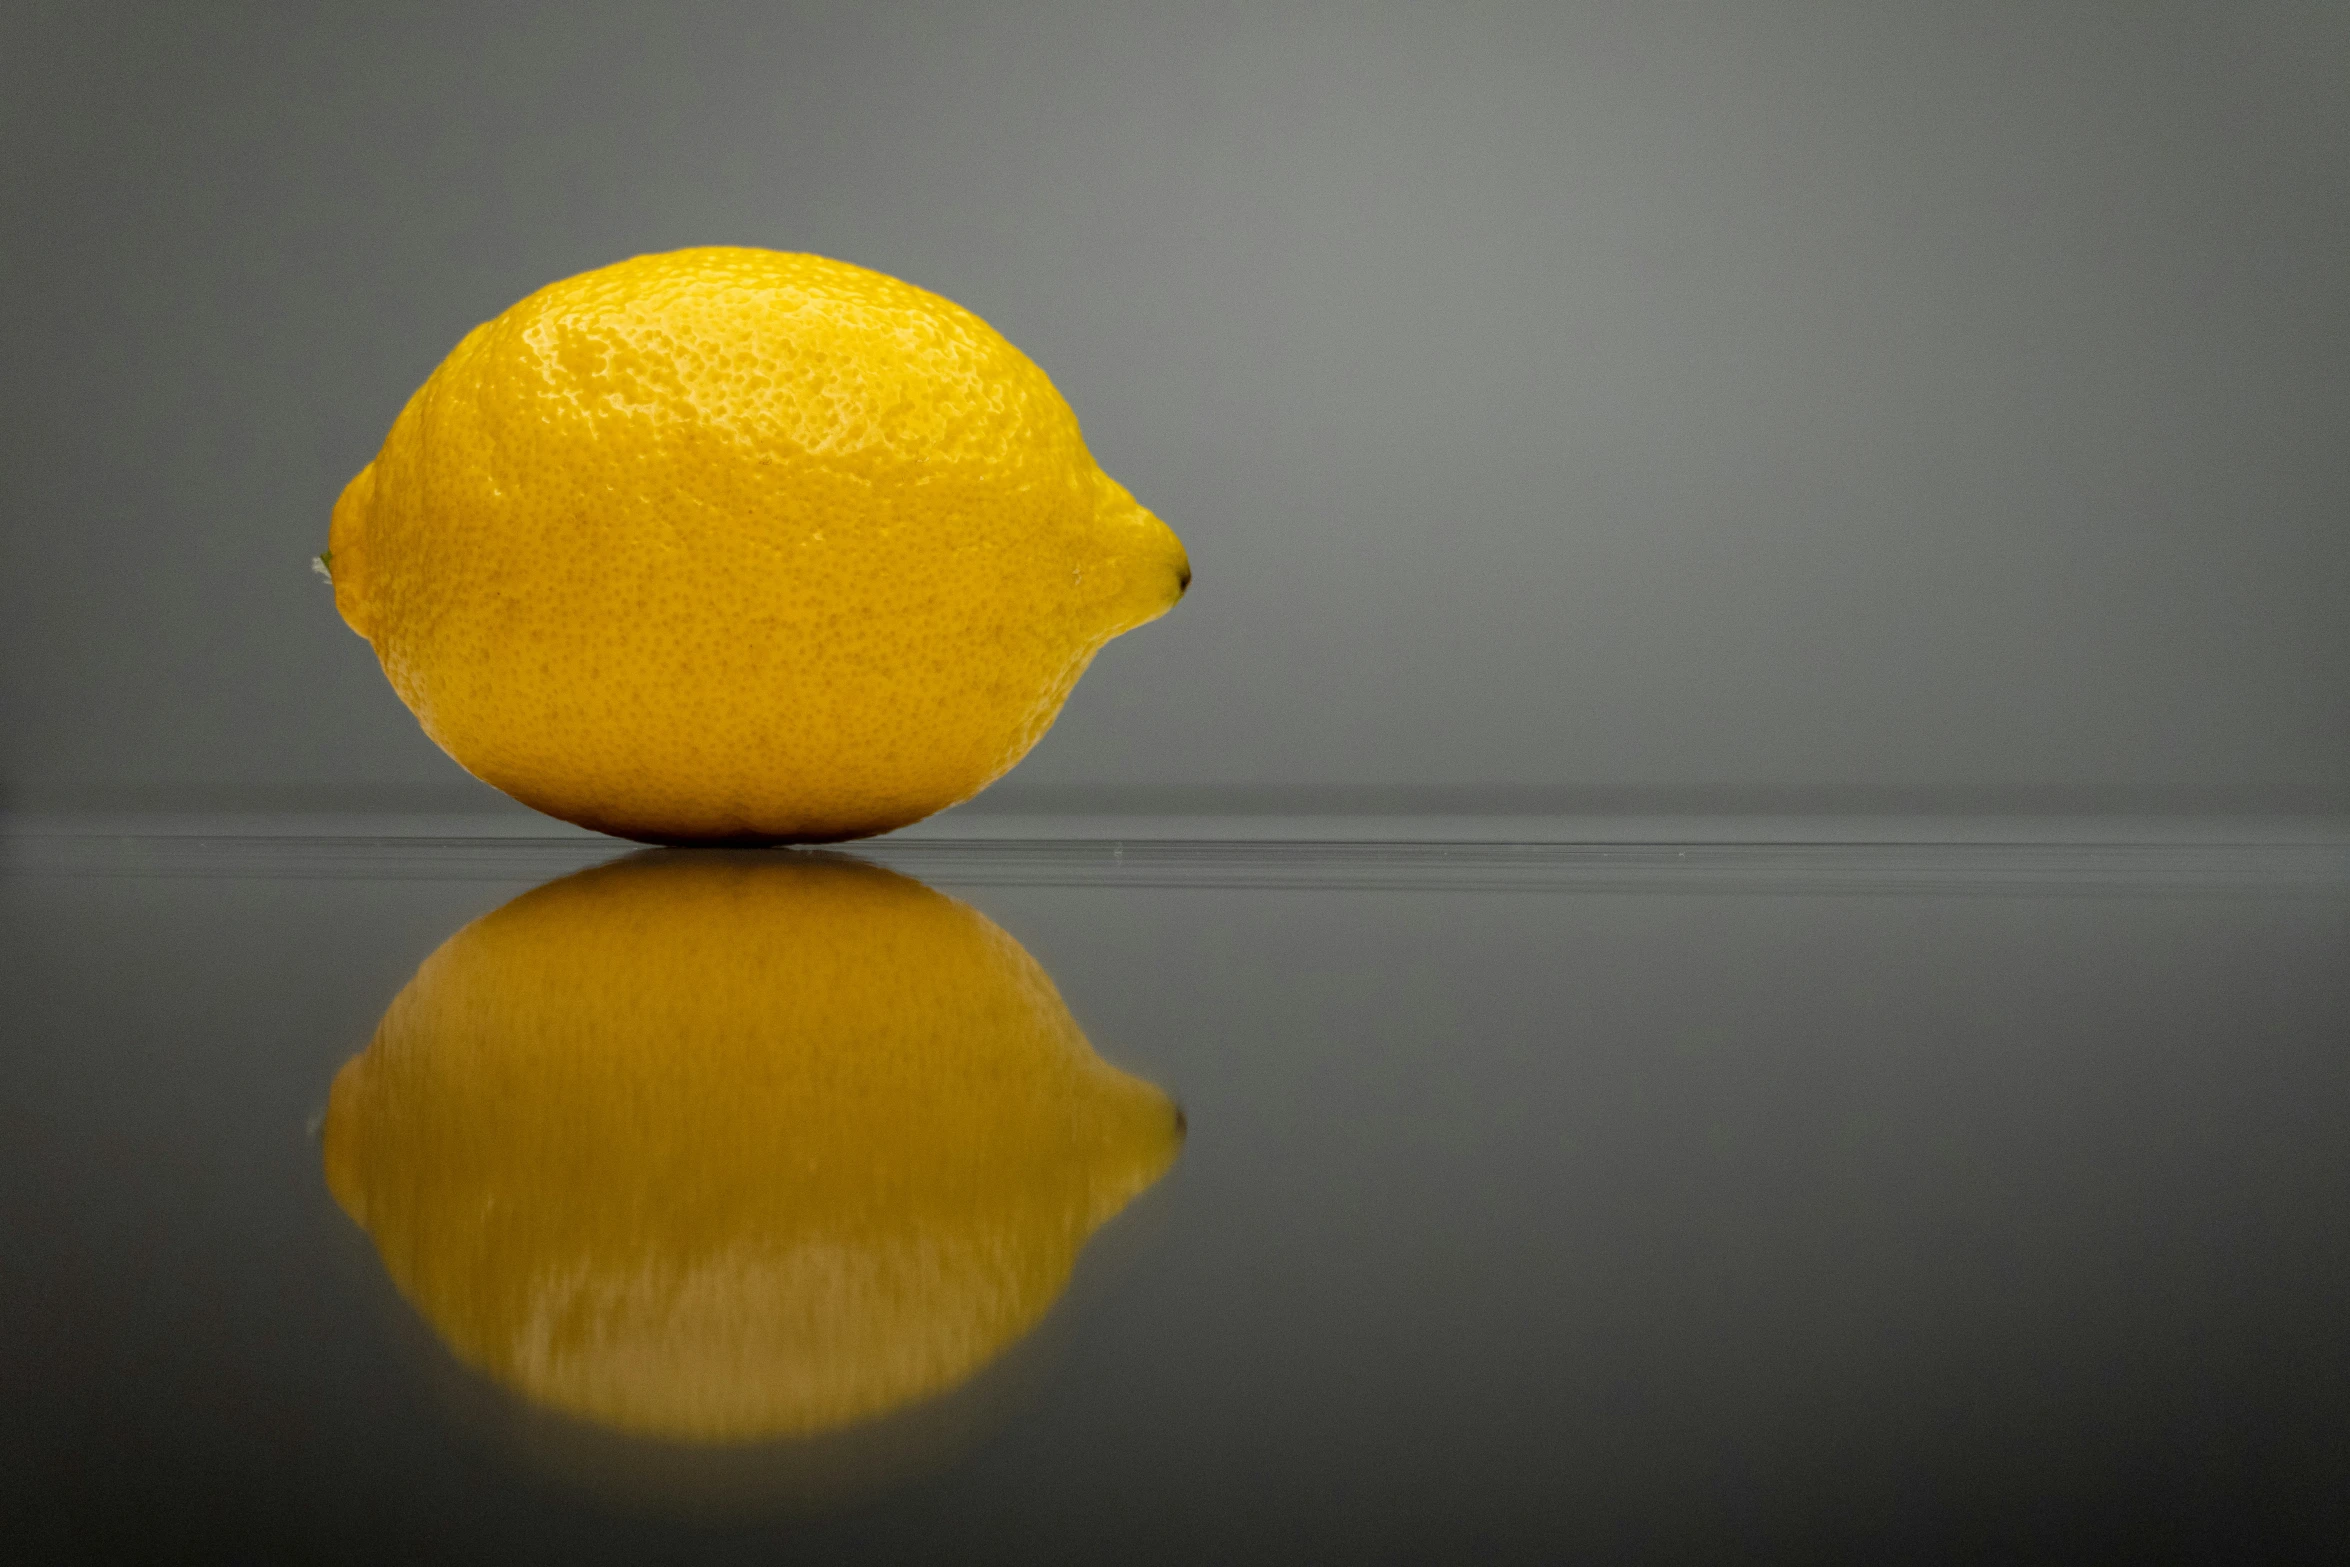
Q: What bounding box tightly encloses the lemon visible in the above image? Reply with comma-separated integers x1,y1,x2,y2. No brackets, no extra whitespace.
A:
325,248,1189,842
321,850,1183,1444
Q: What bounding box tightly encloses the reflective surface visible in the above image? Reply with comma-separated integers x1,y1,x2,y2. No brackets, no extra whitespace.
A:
5,823,2350,1560
325,851,1179,1449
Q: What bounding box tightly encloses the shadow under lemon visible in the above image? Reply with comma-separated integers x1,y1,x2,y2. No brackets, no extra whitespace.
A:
321,850,1183,1492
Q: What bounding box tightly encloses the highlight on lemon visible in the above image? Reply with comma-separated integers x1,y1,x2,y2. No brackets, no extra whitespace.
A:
324,248,1189,843
322,850,1184,1445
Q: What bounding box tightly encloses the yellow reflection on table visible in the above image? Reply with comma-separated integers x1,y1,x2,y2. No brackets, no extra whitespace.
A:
323,850,1181,1447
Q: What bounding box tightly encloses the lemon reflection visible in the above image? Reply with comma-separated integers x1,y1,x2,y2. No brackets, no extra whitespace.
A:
323,851,1181,1446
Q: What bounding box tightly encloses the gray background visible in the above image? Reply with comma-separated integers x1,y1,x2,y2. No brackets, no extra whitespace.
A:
4,1,2344,817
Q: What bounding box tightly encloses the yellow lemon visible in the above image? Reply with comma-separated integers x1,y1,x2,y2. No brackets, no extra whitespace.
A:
325,248,1189,842
321,850,1182,1444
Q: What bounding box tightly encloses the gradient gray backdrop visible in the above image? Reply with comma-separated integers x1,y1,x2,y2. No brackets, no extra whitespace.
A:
4,1,2344,815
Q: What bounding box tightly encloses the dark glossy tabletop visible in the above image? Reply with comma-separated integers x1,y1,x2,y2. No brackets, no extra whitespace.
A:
5,819,2348,1562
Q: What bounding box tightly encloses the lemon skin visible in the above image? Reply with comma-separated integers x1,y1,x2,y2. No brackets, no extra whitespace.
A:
328,248,1188,843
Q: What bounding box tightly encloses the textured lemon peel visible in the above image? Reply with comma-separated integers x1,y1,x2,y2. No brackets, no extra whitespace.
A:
327,247,1188,843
